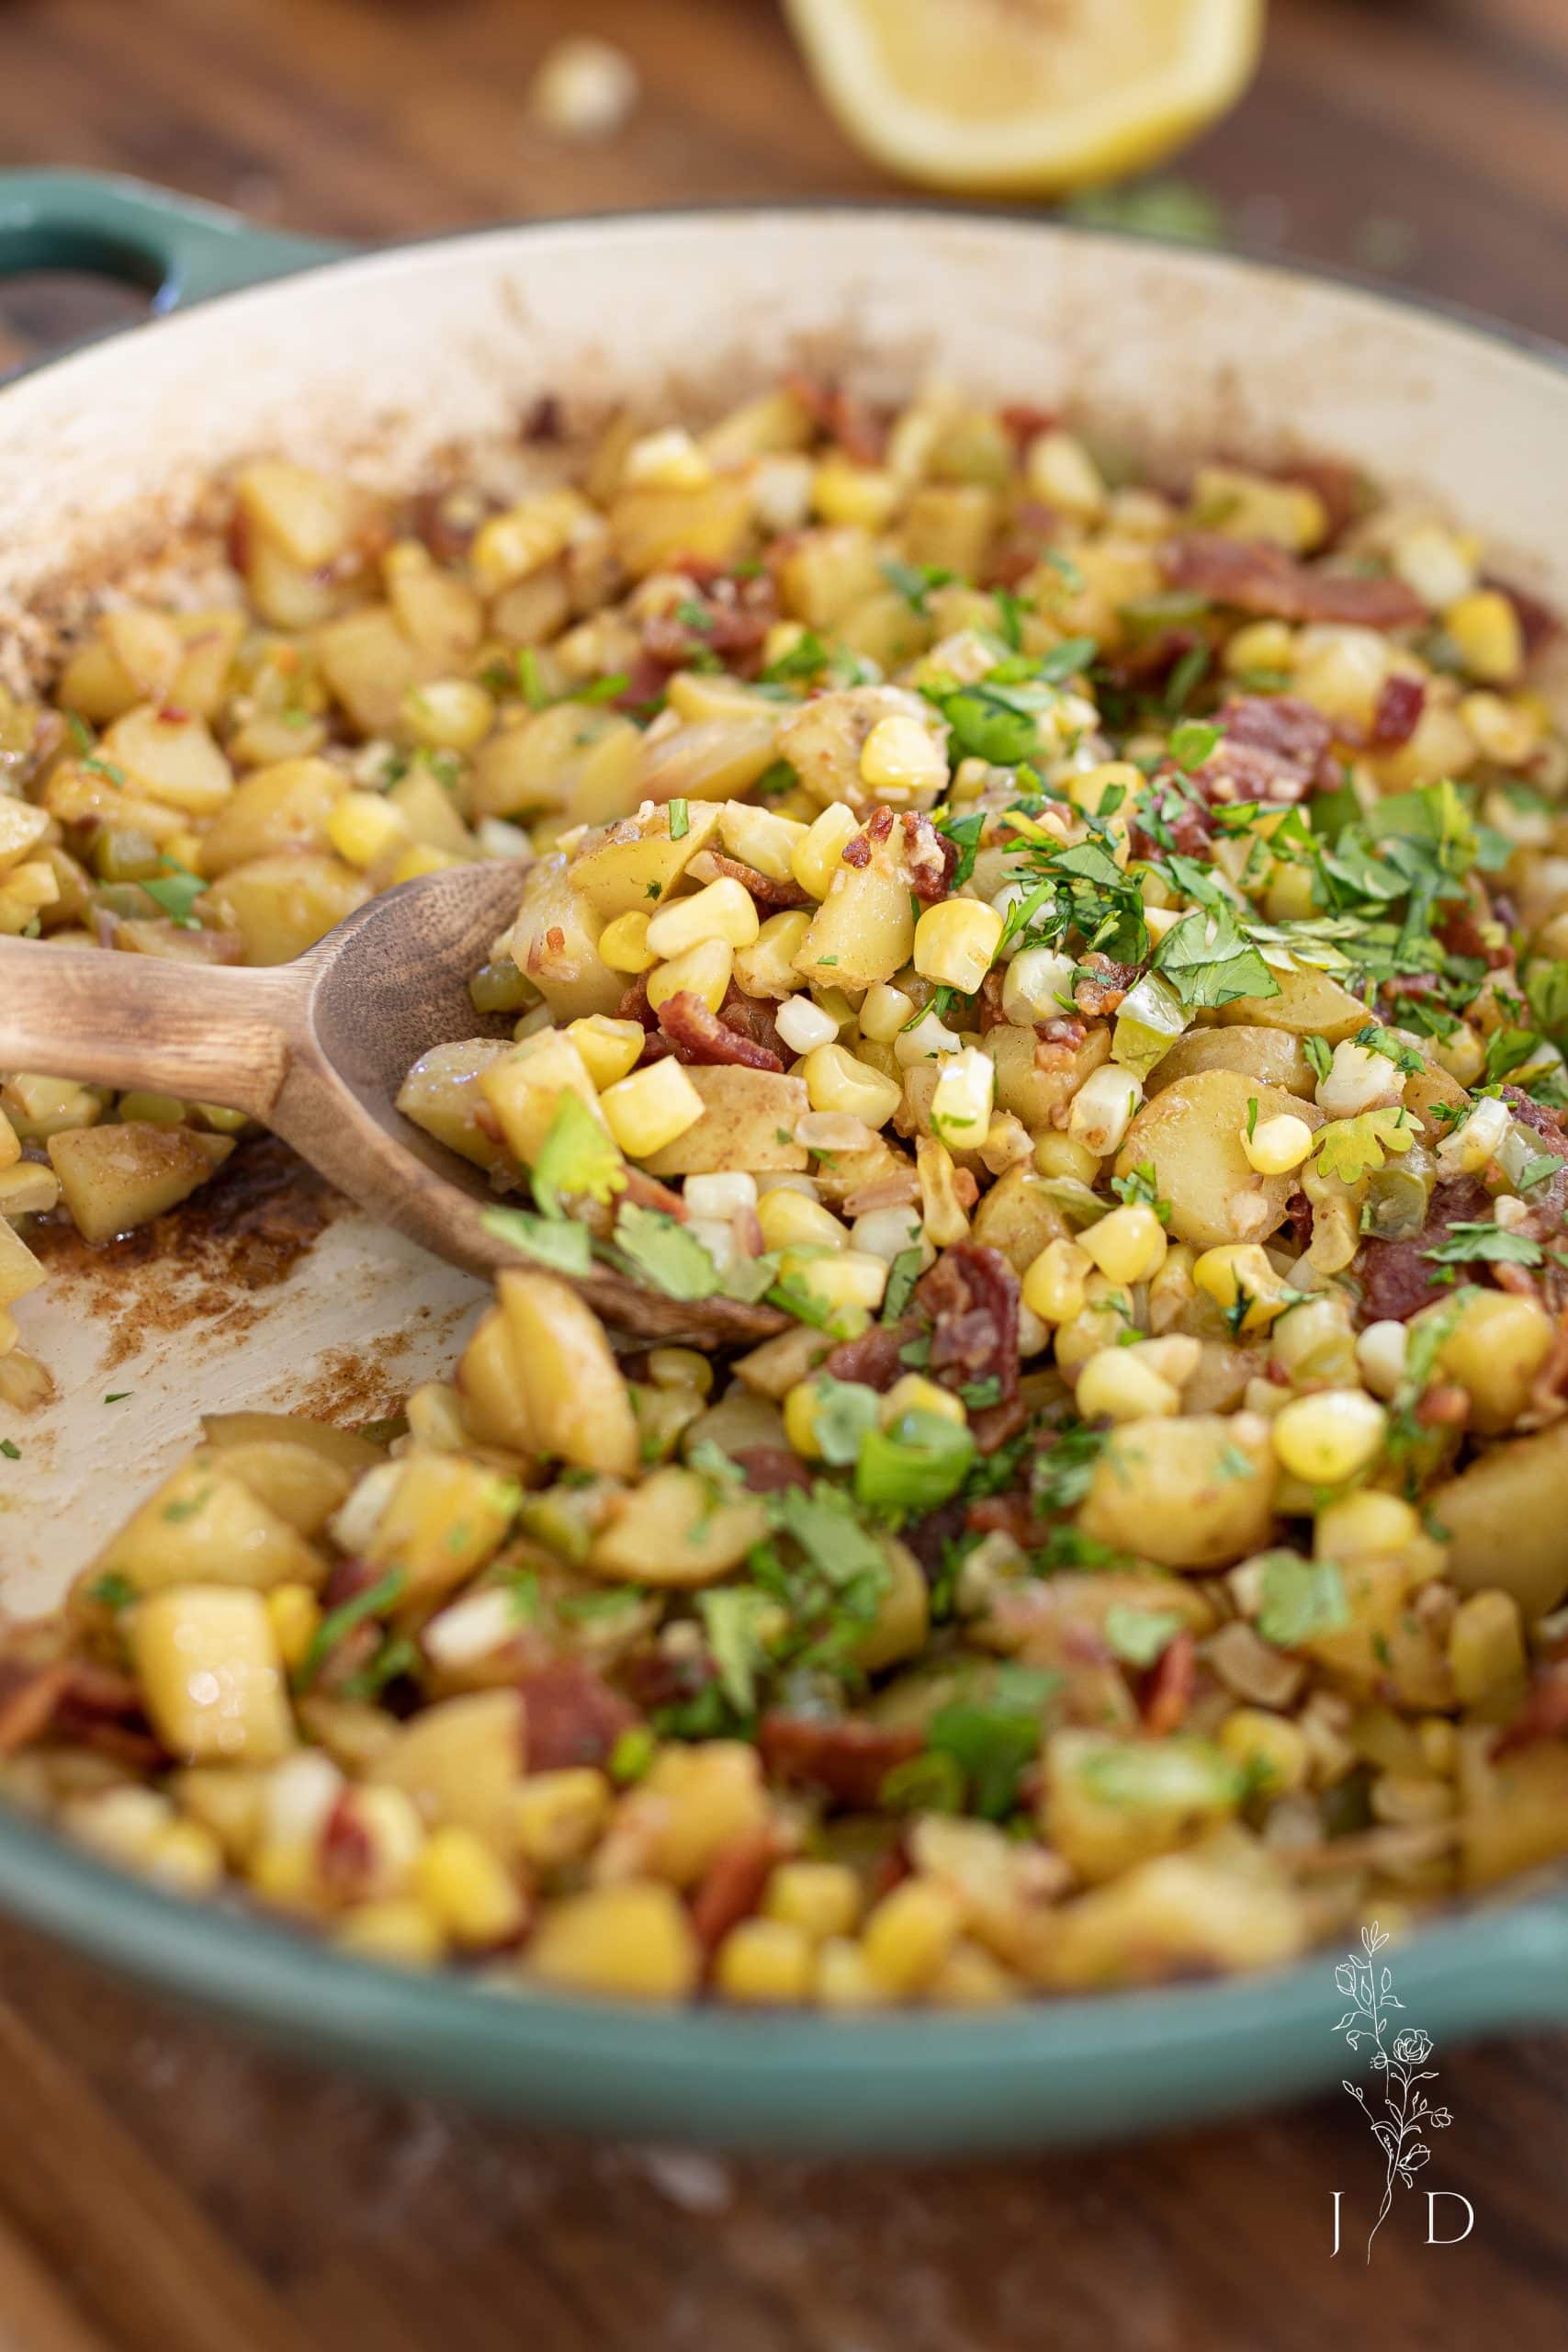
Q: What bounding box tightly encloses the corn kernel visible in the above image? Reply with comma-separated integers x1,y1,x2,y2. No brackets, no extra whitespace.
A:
792,803,860,899
916,1135,971,1246
926,1940,1020,2009
1392,521,1475,609
1242,1112,1314,1177
566,1014,646,1090
802,1042,902,1128
247,1840,317,1909
859,979,918,1043
859,714,948,798
783,1378,829,1459
1000,943,1077,1026
1270,1296,1357,1387
1430,1022,1486,1086
762,1860,862,1943
1355,1318,1409,1399
880,1373,966,1430
861,1879,962,1996
713,1917,815,2005
513,1769,612,1868
774,993,840,1056
757,1186,848,1253
1067,1063,1143,1155
645,936,733,1015
4,860,58,910
1435,1091,1510,1180
894,1003,964,1067
1315,1488,1426,1565
265,1583,321,1673
852,1206,928,1265
1021,1236,1091,1325
327,789,411,870
812,454,900,531
646,876,761,957
929,1046,995,1148
600,1059,705,1158
1448,1590,1526,1707
1074,1347,1179,1423
1444,589,1523,684
1269,1389,1387,1485
648,1347,713,1396
1223,618,1296,677
913,899,1003,992
623,426,713,491
402,678,495,752
147,1818,227,1895
412,1826,525,1950
1315,1039,1401,1118
389,842,465,885
598,910,658,973
1192,1241,1292,1332
529,1881,701,2001
1079,1203,1167,1286
1219,1709,1310,1794
1464,690,1541,766
1024,428,1105,520
736,908,813,997
0,1108,17,1172
776,1249,888,1317
333,1899,447,1969
683,1171,759,1222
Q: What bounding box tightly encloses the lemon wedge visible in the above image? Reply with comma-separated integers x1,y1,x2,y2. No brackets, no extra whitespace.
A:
784,0,1264,197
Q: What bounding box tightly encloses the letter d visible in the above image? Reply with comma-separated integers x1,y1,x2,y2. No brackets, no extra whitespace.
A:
1426,2191,1474,2245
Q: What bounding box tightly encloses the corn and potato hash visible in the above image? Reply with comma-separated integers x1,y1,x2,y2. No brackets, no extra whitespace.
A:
4,373,1568,2006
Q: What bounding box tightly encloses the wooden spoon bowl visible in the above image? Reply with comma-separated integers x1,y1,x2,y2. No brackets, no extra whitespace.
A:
0,864,784,1344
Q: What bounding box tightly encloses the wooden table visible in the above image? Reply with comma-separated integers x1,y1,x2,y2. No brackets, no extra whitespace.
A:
2,1,1567,2344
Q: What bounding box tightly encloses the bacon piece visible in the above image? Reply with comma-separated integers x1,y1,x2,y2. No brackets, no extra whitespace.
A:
0,1660,72,1757
1163,533,1425,630
1370,673,1427,748
840,832,872,869
915,1244,1021,1404
695,851,811,910
657,990,784,1072
621,1646,716,1716
984,497,1062,589
1436,902,1513,973
1195,693,1337,805
691,1828,786,1953
1073,952,1139,1019
731,1446,813,1495
758,1712,923,1809
518,1665,632,1772
998,405,1058,449
612,650,674,711
784,373,888,467
623,1165,689,1219
717,982,788,1065
408,486,488,567
1501,1087,1568,1153
1356,1175,1494,1323
824,1319,919,1392
1275,457,1362,545
902,811,958,901
1141,1631,1197,1736
969,1393,1032,1456
1492,1663,1568,1758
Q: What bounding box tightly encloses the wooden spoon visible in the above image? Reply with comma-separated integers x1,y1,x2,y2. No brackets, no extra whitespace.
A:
0,864,784,1344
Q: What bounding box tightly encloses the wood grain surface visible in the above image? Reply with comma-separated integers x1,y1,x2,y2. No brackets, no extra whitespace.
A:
1,2,1567,2346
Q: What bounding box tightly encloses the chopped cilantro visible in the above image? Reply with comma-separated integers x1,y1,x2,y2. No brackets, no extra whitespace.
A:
925,1664,1058,1819
697,1586,777,1714
1352,1023,1425,1076
1103,1603,1186,1668
608,1724,656,1783
667,797,690,842
1314,1107,1415,1184
85,1572,134,1611
855,1407,976,1519
0,1438,19,1462
1109,1162,1171,1225
141,862,206,927
531,1091,626,1216
1422,1221,1545,1270
479,1205,592,1275
517,647,549,709
1303,1034,1335,1083
881,557,953,613
1168,718,1221,772
1256,1554,1349,1648
104,1392,130,1404
1517,1149,1562,1193
881,1243,926,1324
806,1376,882,1466
1152,899,1277,1010
614,1204,722,1300
296,1569,405,1690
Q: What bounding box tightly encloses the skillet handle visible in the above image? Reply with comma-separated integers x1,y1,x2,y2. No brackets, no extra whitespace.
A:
0,169,347,310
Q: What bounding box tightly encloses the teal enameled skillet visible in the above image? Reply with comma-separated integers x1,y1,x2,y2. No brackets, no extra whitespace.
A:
1,170,1566,2152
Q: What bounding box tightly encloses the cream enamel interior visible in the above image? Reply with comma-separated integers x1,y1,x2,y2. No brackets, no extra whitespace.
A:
4,205,1568,1600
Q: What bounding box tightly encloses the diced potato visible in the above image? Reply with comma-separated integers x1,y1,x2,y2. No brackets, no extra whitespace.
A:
198,758,346,878
1456,1727,1568,1889
856,1535,929,1671
100,607,185,702
169,609,247,719
1432,1420,1568,1619
98,707,233,815
478,1030,607,1169
566,802,725,921
969,1162,1073,1275
476,1270,641,1479
1217,964,1370,1044
776,528,885,628
0,1217,45,1309
0,797,50,877
794,831,916,993
130,1586,295,1764
197,853,368,963
235,460,359,568
365,1453,519,1597
1078,1413,1277,1569
590,1464,769,1585
504,855,622,1022
527,1880,700,2000
387,763,477,858
384,542,484,665
456,1303,536,1454
608,479,750,577
0,1073,103,1141
637,1068,809,1177
315,606,434,735
1429,1289,1554,1436
47,1123,232,1244
471,703,641,826
396,1038,513,1172
167,1767,267,1863
986,1021,1111,1132
1146,1024,1315,1101
1031,1838,1308,1989
1042,1731,1243,1884
1115,1070,1322,1250
638,716,781,805
87,1455,328,1592
43,762,189,846
628,1741,773,1884
197,1421,375,1538
367,1690,523,1849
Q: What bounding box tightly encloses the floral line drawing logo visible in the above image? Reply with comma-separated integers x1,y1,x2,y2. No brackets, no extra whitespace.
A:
1333,1922,1453,2261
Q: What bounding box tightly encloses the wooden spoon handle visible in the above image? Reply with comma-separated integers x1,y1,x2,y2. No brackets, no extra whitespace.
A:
0,939,301,1120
